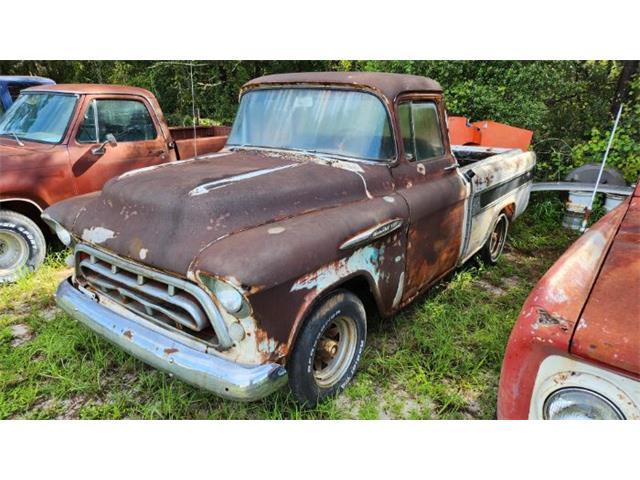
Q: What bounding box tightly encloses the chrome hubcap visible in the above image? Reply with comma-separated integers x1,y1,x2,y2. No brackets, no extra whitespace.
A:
313,315,358,388
0,230,29,274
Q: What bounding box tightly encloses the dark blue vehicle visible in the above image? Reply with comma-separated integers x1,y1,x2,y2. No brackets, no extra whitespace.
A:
0,76,55,117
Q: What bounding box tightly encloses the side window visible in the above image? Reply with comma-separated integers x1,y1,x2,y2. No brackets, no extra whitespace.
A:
398,101,445,162
412,102,444,160
77,100,98,143
77,99,157,144
398,103,414,160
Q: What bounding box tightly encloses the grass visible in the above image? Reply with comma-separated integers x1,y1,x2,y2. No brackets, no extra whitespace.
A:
0,193,578,419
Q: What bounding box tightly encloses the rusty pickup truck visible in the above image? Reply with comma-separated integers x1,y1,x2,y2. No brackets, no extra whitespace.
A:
498,180,639,420
48,72,535,405
0,84,229,282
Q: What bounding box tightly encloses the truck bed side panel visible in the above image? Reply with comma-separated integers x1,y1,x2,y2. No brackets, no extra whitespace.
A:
459,151,535,262
170,126,230,159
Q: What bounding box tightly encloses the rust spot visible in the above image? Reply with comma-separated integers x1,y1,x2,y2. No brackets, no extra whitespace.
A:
537,308,569,331
123,330,133,340
164,347,179,355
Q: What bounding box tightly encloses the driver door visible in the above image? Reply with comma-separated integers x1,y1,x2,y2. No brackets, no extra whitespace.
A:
67,95,169,194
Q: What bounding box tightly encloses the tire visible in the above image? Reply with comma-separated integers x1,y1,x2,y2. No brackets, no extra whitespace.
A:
288,290,367,406
0,210,46,283
480,212,509,265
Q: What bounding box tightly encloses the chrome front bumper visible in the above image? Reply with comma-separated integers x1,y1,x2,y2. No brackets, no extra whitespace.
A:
55,278,288,401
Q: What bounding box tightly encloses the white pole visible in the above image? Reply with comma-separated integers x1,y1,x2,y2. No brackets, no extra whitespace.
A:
580,103,624,232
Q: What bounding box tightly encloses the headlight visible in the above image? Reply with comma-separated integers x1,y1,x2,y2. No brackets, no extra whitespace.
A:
199,274,246,314
543,387,624,420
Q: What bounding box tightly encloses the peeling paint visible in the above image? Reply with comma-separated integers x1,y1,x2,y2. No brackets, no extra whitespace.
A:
392,272,405,308
139,248,148,260
189,164,300,196
81,226,116,244
267,226,285,235
290,246,380,293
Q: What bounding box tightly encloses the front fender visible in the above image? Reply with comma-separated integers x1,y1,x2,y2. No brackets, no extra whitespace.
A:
191,196,409,358
497,201,628,419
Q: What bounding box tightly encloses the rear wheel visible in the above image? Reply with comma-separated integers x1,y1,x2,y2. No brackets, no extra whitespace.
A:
288,290,366,406
480,212,509,264
0,210,46,283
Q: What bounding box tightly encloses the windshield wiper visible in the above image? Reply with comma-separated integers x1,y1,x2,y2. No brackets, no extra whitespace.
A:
4,132,25,147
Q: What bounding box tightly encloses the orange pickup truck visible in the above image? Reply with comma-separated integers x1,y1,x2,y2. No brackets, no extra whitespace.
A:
0,84,229,282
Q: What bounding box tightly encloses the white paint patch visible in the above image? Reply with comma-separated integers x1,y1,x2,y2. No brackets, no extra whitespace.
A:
139,248,148,260
417,164,426,175
383,196,395,203
392,272,405,308
545,288,568,304
81,227,116,244
189,164,299,196
268,226,286,235
291,246,380,293
117,161,178,180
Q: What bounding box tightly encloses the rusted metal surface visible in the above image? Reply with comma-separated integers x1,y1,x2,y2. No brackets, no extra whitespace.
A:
497,195,633,419
47,72,536,396
571,193,640,376
243,72,442,103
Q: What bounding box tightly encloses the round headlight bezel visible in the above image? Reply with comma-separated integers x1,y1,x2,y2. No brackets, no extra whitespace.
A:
543,387,625,420
198,273,248,316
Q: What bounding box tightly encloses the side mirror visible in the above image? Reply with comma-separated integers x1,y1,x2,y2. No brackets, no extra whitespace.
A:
91,134,118,155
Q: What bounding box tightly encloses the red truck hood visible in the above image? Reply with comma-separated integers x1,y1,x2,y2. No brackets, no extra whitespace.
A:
570,192,640,377
46,149,393,276
0,139,64,171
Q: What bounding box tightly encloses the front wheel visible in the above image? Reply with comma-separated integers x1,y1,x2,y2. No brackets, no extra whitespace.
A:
480,212,509,264
0,210,46,283
288,290,366,406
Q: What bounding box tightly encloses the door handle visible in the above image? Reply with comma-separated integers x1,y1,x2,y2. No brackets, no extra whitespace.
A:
443,163,460,171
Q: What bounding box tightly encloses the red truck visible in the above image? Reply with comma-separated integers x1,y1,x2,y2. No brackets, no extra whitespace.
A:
0,84,229,282
48,72,536,405
498,181,639,419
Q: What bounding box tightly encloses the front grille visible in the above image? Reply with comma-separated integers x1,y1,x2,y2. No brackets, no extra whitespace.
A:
74,244,232,348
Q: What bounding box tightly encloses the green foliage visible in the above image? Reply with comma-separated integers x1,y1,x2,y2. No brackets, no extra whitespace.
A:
0,60,636,182
572,76,640,183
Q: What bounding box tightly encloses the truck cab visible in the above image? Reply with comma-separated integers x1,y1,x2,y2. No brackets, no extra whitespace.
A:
0,84,228,282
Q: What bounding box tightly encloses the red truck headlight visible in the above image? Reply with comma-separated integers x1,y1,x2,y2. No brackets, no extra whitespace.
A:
543,387,625,420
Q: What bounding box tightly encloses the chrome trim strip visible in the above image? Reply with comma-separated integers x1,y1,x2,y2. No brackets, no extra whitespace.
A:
75,243,234,349
339,218,404,251
55,278,288,401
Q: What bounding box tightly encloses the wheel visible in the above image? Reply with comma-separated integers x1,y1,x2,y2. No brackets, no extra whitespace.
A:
288,290,367,406
480,212,509,264
0,210,46,283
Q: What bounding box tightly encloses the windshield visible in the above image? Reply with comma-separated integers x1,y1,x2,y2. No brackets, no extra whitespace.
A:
228,88,395,161
0,93,77,144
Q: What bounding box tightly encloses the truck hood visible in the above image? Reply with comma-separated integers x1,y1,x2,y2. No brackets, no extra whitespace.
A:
570,193,640,377
47,149,393,276
0,140,63,171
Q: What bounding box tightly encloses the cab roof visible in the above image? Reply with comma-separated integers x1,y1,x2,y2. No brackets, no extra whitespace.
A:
242,72,443,103
23,83,155,99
